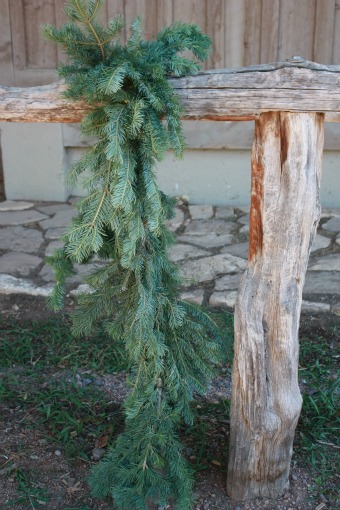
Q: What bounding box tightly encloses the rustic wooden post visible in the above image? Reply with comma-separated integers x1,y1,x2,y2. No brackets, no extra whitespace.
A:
227,111,325,499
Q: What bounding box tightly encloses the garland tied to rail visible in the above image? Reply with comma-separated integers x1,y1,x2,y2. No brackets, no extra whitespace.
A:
43,1,222,508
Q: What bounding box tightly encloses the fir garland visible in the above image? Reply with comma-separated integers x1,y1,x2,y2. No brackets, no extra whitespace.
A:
43,2,222,508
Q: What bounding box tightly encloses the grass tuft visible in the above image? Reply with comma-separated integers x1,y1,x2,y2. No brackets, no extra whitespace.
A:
0,317,128,373
297,331,340,503
0,312,339,506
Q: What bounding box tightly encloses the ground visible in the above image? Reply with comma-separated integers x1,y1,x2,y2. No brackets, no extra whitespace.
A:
0,294,339,510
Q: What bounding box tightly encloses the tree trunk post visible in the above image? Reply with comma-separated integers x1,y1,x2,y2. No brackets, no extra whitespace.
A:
227,111,324,500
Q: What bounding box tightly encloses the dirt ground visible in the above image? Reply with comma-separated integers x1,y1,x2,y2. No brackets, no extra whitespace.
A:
0,294,339,510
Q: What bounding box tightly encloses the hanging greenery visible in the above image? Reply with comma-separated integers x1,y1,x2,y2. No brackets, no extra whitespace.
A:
43,1,222,508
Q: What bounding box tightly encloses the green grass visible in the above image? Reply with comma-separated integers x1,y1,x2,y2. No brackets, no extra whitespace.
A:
6,467,49,508
183,399,230,471
0,372,123,460
0,312,339,505
0,317,128,373
297,332,340,503
207,309,234,366
64,507,91,510
0,315,128,463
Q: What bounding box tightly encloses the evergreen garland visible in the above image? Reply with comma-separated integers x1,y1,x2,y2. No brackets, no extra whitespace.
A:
43,2,222,508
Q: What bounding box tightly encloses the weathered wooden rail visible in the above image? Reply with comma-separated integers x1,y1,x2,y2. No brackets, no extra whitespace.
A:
1,58,340,122
0,57,339,501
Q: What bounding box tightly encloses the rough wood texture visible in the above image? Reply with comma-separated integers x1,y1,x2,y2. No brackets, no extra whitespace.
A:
1,61,340,123
225,0,246,68
3,0,340,89
8,0,59,86
125,0,158,40
206,0,225,69
244,0,261,65
333,0,340,64
260,0,280,63
278,0,316,61
227,111,324,500
0,0,15,86
0,82,90,123
314,0,336,64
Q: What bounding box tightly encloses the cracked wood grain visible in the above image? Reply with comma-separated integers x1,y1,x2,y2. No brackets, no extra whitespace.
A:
0,62,340,122
227,111,324,500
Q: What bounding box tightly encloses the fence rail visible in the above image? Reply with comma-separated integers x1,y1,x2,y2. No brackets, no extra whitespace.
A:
1,59,340,122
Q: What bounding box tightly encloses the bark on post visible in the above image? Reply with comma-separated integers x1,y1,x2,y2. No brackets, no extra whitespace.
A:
227,111,324,500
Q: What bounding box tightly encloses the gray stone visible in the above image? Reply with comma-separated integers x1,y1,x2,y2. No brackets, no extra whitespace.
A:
0,210,48,226
303,271,340,294
39,208,75,229
311,234,331,252
168,244,209,262
189,204,213,220
184,220,235,236
69,284,93,296
221,242,249,260
45,240,64,256
68,196,79,204
331,303,340,315
237,206,250,214
0,274,52,296
165,208,184,232
238,213,250,226
0,252,42,276
180,289,204,305
336,234,340,246
181,254,247,284
215,207,236,219
39,264,56,282
75,263,103,278
0,226,44,253
215,274,241,291
0,200,34,211
301,301,330,313
322,216,340,232
44,227,65,240
177,233,233,248
239,224,249,234
40,261,102,284
308,253,340,271
209,291,238,308
35,203,73,215
321,208,340,217
92,448,105,461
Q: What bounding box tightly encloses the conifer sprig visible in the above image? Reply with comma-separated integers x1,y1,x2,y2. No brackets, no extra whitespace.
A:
43,2,221,508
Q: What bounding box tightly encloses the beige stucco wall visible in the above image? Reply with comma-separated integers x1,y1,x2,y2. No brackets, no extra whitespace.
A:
160,150,340,208
1,123,67,201
66,147,340,208
1,121,339,207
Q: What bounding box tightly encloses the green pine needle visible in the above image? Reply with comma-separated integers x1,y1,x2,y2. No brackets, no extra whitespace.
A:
43,2,221,509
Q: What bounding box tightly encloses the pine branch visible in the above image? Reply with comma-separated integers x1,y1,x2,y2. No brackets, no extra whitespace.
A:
43,3,222,509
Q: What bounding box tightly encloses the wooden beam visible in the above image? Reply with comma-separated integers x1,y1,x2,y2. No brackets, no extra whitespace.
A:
0,82,89,123
1,60,340,123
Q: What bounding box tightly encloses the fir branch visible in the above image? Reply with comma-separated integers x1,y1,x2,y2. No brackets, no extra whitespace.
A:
73,0,105,58
43,3,222,509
